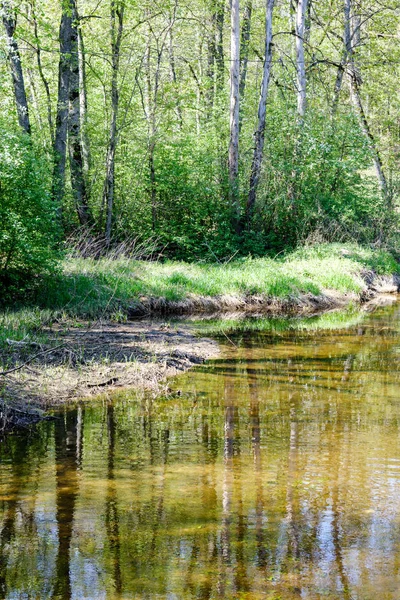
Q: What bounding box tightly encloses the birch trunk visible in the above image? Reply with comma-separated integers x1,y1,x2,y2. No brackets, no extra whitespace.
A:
52,0,73,210
2,1,31,135
246,0,275,223
229,0,240,225
104,0,124,245
68,1,91,225
295,0,308,119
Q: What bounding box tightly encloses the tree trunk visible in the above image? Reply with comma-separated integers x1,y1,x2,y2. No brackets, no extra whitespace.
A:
52,0,73,210
246,0,275,223
343,0,388,200
239,0,252,102
350,74,388,198
206,10,216,116
2,1,31,135
77,24,91,183
68,1,91,226
229,0,240,227
295,0,308,119
104,0,124,245
168,26,183,129
30,0,53,144
215,0,225,96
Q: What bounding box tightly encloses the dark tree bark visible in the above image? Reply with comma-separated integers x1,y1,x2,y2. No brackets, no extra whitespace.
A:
68,1,92,225
104,0,124,245
246,0,275,224
2,1,31,135
52,0,73,210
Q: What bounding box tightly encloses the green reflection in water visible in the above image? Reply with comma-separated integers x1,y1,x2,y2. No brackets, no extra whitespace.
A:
2,304,400,598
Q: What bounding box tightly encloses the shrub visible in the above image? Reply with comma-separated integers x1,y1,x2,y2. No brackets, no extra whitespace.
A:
0,127,59,302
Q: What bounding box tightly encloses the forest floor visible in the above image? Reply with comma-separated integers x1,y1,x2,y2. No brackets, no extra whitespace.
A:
1,243,399,428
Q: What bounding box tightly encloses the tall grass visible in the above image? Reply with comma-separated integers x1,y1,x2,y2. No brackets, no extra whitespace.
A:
1,243,398,357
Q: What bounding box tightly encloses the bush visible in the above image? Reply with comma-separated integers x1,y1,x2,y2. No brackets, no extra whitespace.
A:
0,127,59,302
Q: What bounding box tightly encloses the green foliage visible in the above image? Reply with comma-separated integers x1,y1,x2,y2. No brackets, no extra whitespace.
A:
248,109,388,253
0,127,59,302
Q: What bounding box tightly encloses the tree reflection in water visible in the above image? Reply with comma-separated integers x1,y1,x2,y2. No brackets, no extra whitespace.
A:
1,304,400,598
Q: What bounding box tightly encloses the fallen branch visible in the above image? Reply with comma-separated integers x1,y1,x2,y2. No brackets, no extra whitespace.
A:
0,343,68,377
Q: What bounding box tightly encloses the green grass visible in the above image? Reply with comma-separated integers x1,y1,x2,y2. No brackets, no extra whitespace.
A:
1,243,398,359
39,242,397,314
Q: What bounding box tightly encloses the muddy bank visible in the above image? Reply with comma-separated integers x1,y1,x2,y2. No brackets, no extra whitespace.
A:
0,321,219,430
127,272,400,317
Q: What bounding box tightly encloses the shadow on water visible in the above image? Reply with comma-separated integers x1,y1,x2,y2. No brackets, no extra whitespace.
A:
1,303,400,597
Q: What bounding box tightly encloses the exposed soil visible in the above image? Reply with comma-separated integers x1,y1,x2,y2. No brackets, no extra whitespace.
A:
0,320,219,431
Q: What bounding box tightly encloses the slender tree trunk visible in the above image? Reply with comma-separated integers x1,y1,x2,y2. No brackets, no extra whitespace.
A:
229,0,240,228
52,0,73,210
104,0,124,245
239,0,252,102
295,0,308,119
77,25,91,182
68,1,91,226
26,67,43,131
2,1,31,135
168,26,183,129
350,75,387,198
206,10,216,116
332,60,346,116
215,0,225,96
246,0,275,224
30,0,53,144
343,0,388,200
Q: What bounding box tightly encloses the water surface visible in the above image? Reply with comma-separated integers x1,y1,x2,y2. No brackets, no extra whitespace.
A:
2,304,400,599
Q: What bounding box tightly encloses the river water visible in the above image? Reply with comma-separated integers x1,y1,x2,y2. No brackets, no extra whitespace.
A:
1,303,400,599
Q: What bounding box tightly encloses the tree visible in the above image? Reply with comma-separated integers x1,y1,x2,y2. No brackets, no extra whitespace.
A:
52,0,73,211
228,0,240,229
68,0,91,225
104,0,124,245
2,1,31,135
295,0,308,119
246,0,275,224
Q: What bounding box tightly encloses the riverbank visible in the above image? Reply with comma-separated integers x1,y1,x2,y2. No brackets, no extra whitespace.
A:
1,243,399,427
0,320,219,430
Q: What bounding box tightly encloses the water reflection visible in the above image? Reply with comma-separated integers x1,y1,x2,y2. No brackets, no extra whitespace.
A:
2,304,400,598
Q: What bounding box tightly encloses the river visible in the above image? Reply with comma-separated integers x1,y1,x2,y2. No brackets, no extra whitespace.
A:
1,303,400,599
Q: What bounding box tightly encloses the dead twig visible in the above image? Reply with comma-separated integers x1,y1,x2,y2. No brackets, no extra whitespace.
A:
0,343,68,377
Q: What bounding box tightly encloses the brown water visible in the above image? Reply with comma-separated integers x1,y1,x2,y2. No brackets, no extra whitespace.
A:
2,304,400,599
